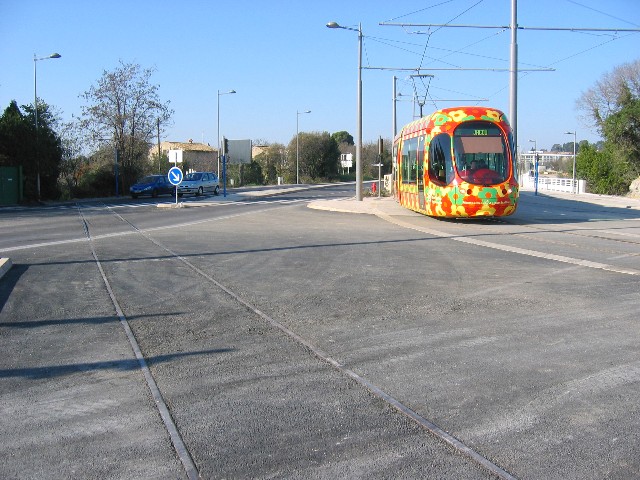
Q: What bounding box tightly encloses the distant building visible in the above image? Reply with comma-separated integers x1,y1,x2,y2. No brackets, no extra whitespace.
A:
520,150,574,169
252,145,268,158
150,140,218,173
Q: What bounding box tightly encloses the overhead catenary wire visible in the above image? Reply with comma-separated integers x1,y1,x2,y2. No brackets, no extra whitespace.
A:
378,0,640,134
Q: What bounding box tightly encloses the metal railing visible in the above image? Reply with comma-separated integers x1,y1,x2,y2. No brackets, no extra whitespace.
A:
520,174,586,194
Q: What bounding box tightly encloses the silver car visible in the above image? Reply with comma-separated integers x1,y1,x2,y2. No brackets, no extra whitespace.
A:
177,172,220,197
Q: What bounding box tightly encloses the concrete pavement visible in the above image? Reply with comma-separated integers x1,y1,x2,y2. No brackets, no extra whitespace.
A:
308,188,640,216
2,186,640,281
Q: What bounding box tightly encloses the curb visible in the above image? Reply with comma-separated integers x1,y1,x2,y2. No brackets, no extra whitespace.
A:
0,257,12,281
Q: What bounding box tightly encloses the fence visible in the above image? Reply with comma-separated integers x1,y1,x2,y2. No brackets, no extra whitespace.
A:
382,172,586,195
519,174,586,194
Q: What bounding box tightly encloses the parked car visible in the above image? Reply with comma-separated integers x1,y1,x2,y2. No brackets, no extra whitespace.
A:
177,172,220,197
130,175,174,198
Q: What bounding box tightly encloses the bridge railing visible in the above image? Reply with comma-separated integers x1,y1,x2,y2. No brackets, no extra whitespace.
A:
519,174,586,194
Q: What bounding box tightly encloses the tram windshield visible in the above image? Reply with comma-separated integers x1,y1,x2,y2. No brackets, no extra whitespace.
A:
454,122,509,185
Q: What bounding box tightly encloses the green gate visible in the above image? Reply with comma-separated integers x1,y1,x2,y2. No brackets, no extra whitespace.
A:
0,166,23,205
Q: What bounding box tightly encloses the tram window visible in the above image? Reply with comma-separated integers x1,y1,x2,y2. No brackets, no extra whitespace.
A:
401,136,419,184
508,131,517,177
428,133,453,185
454,122,509,184
417,136,425,183
392,143,399,182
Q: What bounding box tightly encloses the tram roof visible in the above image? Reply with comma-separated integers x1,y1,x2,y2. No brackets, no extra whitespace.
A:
399,106,509,138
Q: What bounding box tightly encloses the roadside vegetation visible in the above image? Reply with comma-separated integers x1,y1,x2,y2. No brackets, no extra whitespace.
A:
576,59,640,195
1,59,638,202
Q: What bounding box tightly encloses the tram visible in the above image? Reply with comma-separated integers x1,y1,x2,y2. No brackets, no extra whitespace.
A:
393,106,519,217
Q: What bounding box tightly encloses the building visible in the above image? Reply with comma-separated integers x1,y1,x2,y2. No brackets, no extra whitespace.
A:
150,140,218,173
252,145,268,158
520,150,574,169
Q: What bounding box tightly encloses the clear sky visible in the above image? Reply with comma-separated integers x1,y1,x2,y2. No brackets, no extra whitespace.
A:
1,0,638,152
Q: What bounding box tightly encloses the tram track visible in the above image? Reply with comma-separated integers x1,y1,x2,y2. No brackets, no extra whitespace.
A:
371,210,640,276
497,216,640,248
470,217,640,260
76,201,518,480
76,205,200,480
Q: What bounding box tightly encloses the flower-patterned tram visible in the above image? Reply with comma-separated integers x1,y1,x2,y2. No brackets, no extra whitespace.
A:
393,106,519,218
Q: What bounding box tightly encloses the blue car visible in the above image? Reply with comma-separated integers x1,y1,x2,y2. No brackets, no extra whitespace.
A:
130,175,174,198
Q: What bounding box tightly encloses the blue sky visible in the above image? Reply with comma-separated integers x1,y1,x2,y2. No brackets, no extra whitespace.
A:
1,0,639,152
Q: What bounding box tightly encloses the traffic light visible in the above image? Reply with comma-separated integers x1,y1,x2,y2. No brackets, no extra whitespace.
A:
378,137,383,156
222,137,229,156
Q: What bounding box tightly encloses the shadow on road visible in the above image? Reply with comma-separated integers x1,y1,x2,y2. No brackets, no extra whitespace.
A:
0,347,234,379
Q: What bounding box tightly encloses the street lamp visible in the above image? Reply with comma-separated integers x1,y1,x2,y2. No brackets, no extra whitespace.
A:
392,76,397,139
565,131,577,194
529,139,538,196
327,21,363,201
296,110,311,184
33,52,61,200
217,89,236,175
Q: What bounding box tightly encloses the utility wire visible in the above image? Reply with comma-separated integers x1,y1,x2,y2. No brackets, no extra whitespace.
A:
567,0,640,28
381,0,456,23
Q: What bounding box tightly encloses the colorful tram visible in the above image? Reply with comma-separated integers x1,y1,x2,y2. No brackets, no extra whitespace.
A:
393,106,519,217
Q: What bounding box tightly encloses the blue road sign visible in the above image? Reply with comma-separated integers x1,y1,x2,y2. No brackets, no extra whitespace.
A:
168,166,183,185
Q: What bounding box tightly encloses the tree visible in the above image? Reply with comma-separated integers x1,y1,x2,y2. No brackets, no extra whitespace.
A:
0,100,62,200
0,101,31,167
254,143,286,184
577,59,640,193
57,119,89,199
331,130,354,146
80,61,173,193
361,138,392,180
288,132,340,182
601,89,640,177
577,59,640,132
576,142,630,195
241,161,264,185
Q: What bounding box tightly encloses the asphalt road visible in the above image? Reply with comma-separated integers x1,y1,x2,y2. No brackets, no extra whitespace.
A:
1,185,639,479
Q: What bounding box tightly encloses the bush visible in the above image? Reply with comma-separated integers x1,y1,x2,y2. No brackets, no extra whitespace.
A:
74,163,116,198
577,143,632,195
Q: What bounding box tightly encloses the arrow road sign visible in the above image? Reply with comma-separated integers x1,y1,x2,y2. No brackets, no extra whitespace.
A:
168,166,183,185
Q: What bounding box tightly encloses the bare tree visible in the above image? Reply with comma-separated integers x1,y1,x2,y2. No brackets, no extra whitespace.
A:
576,59,640,134
58,120,86,197
254,143,287,184
80,61,173,190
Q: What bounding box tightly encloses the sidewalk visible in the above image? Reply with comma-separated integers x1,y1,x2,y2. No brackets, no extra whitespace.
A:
308,195,414,216
521,188,640,210
308,189,640,216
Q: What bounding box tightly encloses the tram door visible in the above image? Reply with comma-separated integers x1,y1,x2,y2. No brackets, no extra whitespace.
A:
417,136,425,210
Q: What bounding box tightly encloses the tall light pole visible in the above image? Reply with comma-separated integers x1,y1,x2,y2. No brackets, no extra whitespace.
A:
33,52,61,201
565,130,577,194
327,21,363,201
217,89,236,175
296,110,311,184
392,75,397,139
529,139,538,196
509,0,518,150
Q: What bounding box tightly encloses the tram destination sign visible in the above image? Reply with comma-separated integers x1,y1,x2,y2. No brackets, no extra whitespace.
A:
456,124,502,137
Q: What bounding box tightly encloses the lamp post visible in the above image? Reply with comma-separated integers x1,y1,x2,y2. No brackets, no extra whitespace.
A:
392,76,397,139
217,89,236,175
33,52,61,201
327,21,363,201
529,139,538,196
296,110,311,184
565,130,577,194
